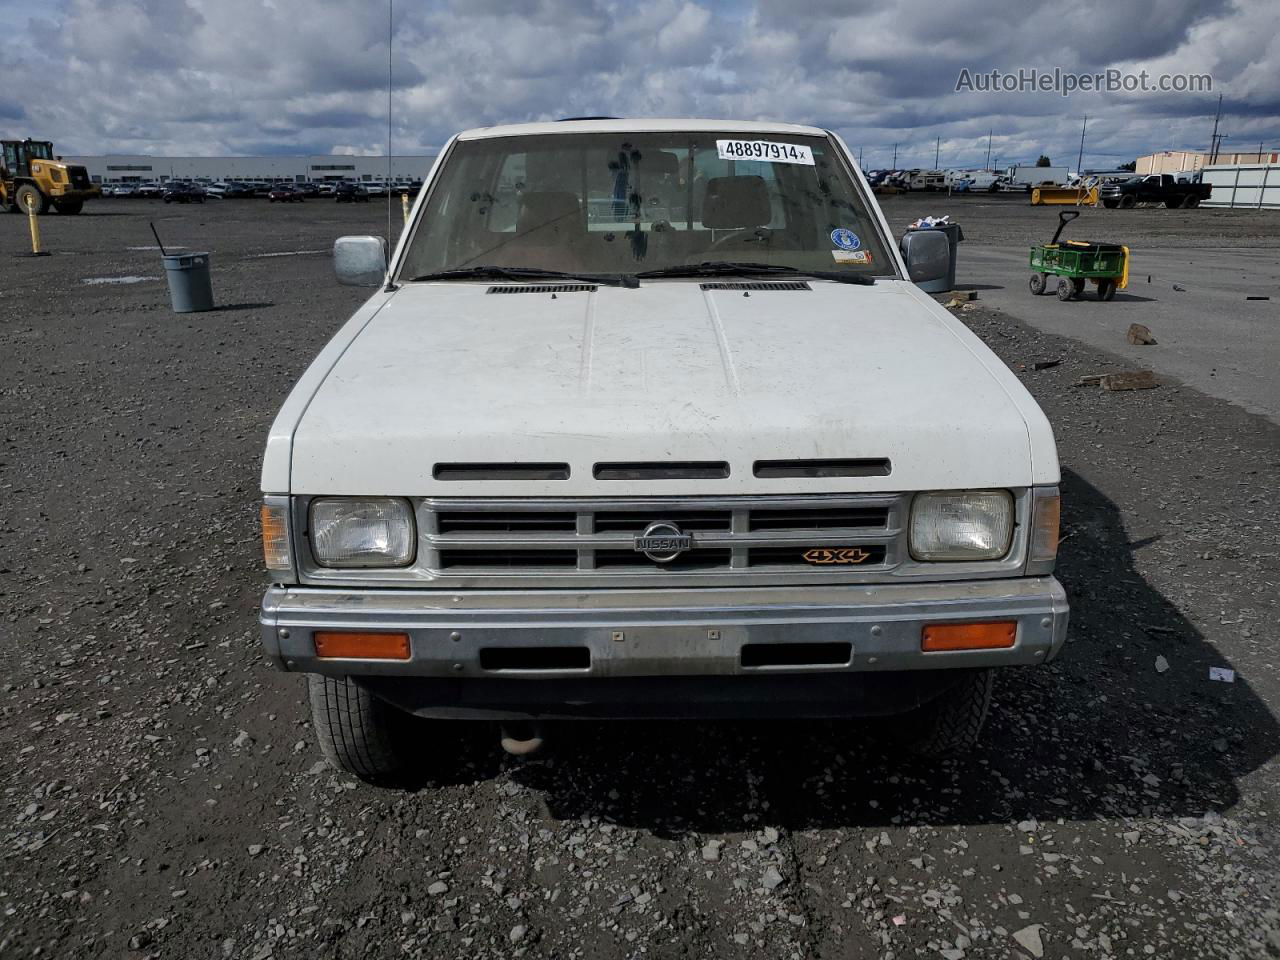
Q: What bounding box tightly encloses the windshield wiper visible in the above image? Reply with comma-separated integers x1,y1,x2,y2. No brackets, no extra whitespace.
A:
633,261,875,286
405,265,636,287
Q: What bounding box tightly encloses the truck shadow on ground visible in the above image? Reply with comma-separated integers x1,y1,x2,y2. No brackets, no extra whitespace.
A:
498,468,1279,834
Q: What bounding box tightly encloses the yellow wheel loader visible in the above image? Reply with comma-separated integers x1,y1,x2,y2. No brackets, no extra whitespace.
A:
1,139,100,215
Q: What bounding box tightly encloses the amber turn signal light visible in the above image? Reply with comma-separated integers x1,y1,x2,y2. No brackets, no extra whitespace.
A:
260,502,291,572
314,631,411,660
921,621,1017,652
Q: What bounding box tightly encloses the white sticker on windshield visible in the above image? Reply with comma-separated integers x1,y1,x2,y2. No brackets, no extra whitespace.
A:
716,140,815,165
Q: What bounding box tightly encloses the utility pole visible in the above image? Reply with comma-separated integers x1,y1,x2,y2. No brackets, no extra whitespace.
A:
1210,133,1228,164
1076,115,1087,174
985,129,992,171
1208,93,1223,162
892,143,898,169
934,136,940,169
858,145,863,167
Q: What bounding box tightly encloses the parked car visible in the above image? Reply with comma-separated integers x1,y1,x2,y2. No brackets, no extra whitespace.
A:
133,181,163,199
268,184,304,203
363,180,387,197
1099,174,1211,209
334,181,370,202
257,117,1068,785
104,183,136,197
162,181,205,204
295,181,321,198
251,183,274,198
316,182,338,196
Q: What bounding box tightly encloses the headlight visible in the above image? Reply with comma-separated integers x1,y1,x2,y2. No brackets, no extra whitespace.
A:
310,497,415,568
910,490,1014,561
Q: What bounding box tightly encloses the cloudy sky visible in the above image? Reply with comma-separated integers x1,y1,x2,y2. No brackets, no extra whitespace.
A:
1,0,1276,169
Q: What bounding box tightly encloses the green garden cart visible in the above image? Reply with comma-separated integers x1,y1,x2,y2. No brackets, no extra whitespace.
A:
1028,210,1130,302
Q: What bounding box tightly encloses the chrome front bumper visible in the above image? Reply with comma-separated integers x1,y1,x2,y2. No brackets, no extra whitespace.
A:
260,577,1068,680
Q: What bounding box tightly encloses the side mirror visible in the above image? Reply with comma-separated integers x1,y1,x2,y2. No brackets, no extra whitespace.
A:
334,235,387,286
900,229,950,286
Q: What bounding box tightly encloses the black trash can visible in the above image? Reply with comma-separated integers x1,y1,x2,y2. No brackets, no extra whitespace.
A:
902,223,964,293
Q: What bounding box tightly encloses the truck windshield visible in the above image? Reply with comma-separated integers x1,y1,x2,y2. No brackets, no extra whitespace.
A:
398,131,891,281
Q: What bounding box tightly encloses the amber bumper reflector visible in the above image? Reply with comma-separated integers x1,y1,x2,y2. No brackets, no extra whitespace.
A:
922,621,1016,652
314,631,410,660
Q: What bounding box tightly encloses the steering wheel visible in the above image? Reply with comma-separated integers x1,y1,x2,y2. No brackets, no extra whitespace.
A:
708,226,769,251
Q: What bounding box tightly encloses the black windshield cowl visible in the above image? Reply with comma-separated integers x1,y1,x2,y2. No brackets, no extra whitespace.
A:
633,262,875,286
406,266,637,288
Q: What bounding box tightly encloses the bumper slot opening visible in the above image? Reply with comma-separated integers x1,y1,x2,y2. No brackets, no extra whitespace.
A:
741,642,852,668
480,646,591,671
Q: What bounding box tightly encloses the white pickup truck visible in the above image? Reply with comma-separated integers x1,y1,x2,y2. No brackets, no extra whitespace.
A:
258,118,1068,785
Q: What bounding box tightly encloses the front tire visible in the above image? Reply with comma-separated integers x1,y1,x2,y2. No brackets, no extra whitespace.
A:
1102,198,1118,209
907,669,994,757
1097,278,1118,301
15,183,48,214
1029,272,1048,296
308,675,416,786
1118,194,1136,209
1057,277,1074,300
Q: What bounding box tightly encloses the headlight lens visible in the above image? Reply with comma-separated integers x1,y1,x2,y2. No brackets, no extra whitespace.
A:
910,490,1014,561
310,498,415,568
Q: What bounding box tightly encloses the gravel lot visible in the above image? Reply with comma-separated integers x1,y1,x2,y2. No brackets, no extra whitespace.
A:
2,200,1279,959
879,193,1280,422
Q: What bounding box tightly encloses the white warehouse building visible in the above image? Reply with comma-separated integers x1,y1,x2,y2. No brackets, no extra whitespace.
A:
64,154,438,184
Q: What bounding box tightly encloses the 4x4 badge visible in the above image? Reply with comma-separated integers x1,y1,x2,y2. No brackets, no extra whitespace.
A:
803,547,872,565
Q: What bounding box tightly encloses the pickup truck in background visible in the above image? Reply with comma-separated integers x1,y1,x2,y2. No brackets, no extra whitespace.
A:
1100,174,1212,209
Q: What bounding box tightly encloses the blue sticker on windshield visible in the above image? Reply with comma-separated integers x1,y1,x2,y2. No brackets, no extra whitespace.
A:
830,228,860,250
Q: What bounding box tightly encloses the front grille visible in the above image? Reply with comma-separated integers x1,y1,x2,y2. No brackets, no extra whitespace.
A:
67,165,92,190
417,495,905,584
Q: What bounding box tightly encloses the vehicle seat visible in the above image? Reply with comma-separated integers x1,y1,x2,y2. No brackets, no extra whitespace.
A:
490,191,586,270
637,151,683,222
698,176,774,255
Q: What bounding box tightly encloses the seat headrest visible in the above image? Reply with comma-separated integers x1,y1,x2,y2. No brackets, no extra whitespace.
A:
642,151,680,178
701,176,772,229
517,192,581,232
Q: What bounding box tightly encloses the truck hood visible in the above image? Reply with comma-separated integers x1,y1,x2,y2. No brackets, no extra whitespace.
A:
283,279,1057,496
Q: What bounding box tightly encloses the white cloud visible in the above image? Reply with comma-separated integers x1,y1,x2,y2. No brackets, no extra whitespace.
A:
0,0,1275,169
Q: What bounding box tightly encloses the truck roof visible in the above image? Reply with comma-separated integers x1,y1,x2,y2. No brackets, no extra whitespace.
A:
456,118,829,140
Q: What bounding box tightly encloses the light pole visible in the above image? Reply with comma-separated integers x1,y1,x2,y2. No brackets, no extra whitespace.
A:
1076,116,1087,175
1208,93,1223,161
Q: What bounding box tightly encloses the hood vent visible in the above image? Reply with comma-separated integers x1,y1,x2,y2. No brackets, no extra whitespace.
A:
486,284,597,294
700,281,811,291
594,461,730,481
433,462,570,481
754,458,892,479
